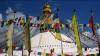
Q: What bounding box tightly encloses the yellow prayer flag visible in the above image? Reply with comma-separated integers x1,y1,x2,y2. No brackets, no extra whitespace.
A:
54,18,62,40
6,23,14,56
61,24,65,28
62,53,65,56
24,15,31,50
94,53,97,56
61,24,65,30
55,32,62,40
42,50,46,56
72,13,83,55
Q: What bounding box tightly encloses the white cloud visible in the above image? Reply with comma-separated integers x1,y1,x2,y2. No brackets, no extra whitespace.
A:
97,29,100,35
6,8,13,14
6,8,25,20
66,19,71,23
0,14,2,21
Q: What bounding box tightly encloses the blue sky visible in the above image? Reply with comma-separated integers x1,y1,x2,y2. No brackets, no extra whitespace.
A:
0,0,100,24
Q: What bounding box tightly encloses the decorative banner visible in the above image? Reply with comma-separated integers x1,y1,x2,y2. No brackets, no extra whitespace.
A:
55,32,62,40
50,49,54,56
89,11,100,54
62,53,65,56
0,17,99,29
89,15,96,35
20,17,25,27
54,19,62,40
94,53,97,56
42,49,46,56
38,52,42,55
0,48,3,53
79,24,84,32
72,10,83,55
6,21,14,56
23,15,31,51
61,24,65,30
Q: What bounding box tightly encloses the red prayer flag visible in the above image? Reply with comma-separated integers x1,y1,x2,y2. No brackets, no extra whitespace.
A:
89,16,95,35
54,23,60,29
0,48,3,53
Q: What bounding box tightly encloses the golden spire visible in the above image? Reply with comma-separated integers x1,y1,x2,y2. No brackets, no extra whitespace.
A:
43,3,52,14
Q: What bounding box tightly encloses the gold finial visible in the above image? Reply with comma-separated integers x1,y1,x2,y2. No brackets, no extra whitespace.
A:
43,3,52,14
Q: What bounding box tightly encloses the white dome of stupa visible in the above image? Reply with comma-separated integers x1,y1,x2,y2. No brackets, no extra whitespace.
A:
31,32,77,54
